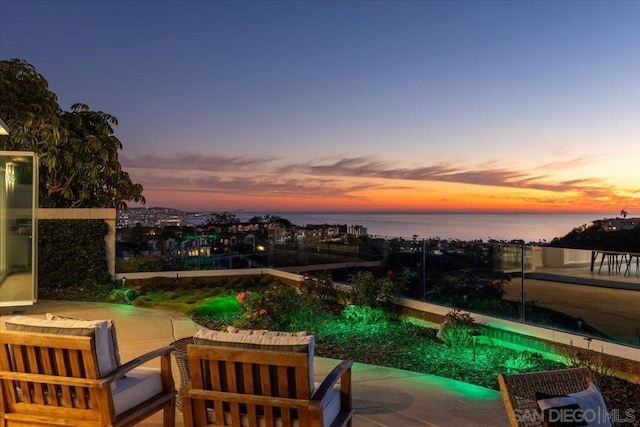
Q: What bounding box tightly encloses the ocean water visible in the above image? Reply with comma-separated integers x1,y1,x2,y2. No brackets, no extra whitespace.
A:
235,211,612,243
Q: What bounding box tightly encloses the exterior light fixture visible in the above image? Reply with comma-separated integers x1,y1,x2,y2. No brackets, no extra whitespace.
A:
468,329,482,361
0,118,9,136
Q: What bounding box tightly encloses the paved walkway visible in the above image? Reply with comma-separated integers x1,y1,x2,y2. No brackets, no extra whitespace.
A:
0,301,509,426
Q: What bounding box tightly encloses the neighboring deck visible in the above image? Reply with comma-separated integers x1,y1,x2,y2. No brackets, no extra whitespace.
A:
0,300,508,427
502,264,640,345
529,263,640,290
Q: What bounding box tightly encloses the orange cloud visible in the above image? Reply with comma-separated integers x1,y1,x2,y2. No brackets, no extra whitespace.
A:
121,153,640,212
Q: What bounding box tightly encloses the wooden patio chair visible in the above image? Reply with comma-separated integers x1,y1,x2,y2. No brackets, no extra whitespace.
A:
0,325,176,426
179,329,353,427
498,367,608,427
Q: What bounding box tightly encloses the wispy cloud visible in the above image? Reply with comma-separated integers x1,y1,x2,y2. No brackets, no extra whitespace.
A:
121,152,277,172
123,152,614,202
277,155,608,194
133,168,392,200
534,156,596,171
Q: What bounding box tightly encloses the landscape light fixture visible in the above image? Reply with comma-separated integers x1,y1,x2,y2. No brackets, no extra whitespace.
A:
468,329,482,361
0,118,9,136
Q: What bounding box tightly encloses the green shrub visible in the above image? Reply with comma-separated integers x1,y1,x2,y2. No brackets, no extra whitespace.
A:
343,305,390,324
39,220,110,288
132,295,152,305
302,273,343,308
230,275,256,289
207,287,225,297
137,277,176,293
444,308,476,326
258,275,275,287
183,296,198,304
348,270,407,313
108,289,136,303
235,284,318,331
502,352,544,373
437,308,479,347
190,295,240,317
160,291,177,300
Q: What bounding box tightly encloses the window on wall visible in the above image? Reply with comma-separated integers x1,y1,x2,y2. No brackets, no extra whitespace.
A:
0,152,38,307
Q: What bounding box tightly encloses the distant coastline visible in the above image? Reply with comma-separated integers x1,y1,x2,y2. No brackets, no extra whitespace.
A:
123,207,614,243
234,210,607,216
130,206,608,216
235,211,610,243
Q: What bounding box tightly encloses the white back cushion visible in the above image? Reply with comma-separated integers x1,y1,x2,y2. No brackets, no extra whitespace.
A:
194,328,315,394
5,315,120,377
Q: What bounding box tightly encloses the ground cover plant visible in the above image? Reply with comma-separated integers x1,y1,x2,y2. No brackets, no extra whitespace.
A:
40,274,640,425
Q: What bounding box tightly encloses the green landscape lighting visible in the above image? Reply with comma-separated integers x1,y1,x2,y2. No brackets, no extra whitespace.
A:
197,295,240,316
109,304,138,316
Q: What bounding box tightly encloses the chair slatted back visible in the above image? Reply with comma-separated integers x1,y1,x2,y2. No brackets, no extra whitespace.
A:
498,367,596,427
187,344,312,427
0,330,103,422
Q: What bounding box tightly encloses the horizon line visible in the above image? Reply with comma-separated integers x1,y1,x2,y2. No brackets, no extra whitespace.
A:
126,206,619,216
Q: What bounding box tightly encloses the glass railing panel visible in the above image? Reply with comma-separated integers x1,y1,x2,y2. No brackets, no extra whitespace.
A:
398,241,640,348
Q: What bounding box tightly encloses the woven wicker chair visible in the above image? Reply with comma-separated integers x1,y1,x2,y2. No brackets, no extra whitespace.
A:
170,336,196,410
498,367,597,427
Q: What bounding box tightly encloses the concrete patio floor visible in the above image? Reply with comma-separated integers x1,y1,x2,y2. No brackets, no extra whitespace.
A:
0,300,509,426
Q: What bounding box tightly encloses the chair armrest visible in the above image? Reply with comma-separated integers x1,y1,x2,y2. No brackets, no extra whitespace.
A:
96,345,174,388
184,386,317,410
2,346,174,390
0,371,101,388
311,360,352,405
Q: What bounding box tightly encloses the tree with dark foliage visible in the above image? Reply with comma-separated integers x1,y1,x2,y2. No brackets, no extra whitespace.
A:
0,59,144,209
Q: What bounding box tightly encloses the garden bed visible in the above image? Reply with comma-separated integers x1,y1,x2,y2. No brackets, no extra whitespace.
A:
39,278,640,425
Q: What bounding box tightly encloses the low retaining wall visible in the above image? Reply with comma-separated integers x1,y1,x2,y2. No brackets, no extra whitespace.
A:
114,268,304,287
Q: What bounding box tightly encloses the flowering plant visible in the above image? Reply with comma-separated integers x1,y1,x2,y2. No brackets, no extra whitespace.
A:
236,291,251,304
234,284,316,330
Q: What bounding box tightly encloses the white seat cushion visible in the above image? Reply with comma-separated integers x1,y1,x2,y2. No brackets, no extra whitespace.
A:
536,383,611,427
314,381,342,427
112,367,163,415
205,382,341,427
15,367,163,414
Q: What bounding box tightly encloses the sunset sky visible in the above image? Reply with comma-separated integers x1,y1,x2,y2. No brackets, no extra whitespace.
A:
1,1,639,213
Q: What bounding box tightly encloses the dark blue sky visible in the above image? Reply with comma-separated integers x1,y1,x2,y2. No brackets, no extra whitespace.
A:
2,1,639,212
